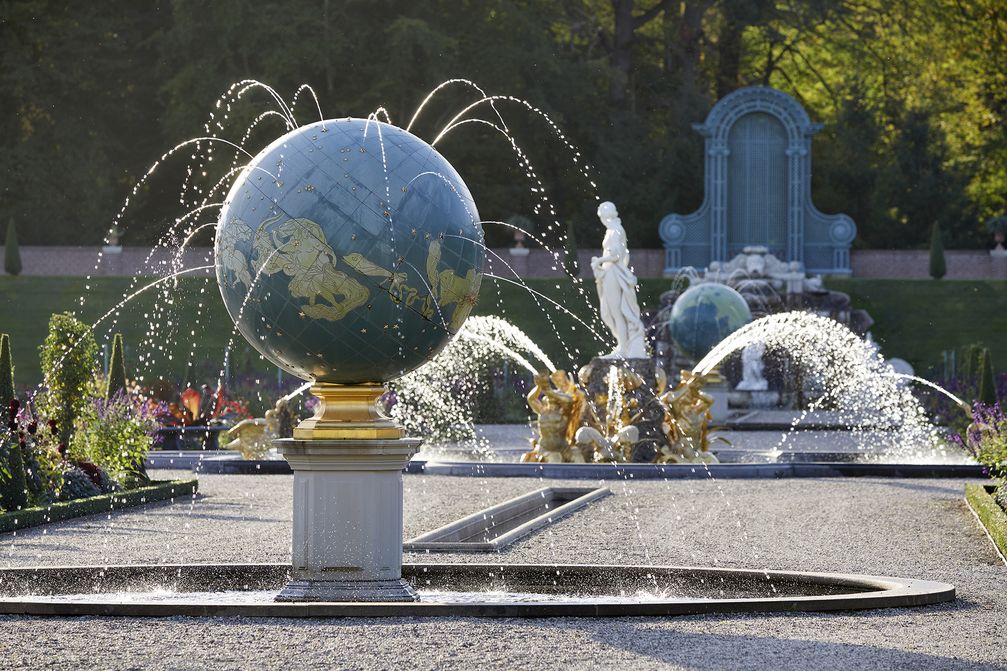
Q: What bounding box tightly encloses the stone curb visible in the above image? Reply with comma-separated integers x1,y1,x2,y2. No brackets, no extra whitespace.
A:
410,460,985,479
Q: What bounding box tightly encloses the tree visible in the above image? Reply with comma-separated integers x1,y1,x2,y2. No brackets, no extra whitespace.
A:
0,2,168,244
0,0,1005,250
606,0,674,107
105,333,128,402
0,334,27,511
929,221,946,279
39,313,98,447
978,347,997,406
4,219,20,276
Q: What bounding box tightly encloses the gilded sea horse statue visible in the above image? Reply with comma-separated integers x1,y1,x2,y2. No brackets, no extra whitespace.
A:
656,370,720,464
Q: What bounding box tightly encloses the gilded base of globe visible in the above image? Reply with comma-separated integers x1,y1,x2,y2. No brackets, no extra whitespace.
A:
293,383,402,440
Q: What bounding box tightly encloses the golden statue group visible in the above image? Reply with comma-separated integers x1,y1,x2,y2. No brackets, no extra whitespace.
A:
521,200,719,465
520,367,720,464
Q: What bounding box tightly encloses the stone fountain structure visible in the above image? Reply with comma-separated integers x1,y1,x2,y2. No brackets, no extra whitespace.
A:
583,201,664,461
647,244,876,410
520,202,729,465
0,81,957,619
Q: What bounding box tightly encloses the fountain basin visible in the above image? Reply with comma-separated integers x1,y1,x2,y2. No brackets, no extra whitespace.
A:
0,562,953,618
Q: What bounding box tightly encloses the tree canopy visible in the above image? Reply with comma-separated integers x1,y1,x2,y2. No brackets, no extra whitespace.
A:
1,0,1003,250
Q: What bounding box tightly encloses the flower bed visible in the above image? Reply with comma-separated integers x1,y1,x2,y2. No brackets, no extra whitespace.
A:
0,478,197,534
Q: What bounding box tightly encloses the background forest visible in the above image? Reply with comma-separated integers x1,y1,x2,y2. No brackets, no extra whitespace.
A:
1,0,1004,251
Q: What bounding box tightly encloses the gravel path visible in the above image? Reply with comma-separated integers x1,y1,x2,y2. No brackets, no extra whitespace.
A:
1,470,1004,670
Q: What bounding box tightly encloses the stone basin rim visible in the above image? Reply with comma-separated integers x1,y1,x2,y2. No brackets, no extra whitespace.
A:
0,562,955,618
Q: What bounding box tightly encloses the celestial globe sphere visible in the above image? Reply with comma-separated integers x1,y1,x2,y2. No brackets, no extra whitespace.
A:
668,283,752,362
214,118,484,384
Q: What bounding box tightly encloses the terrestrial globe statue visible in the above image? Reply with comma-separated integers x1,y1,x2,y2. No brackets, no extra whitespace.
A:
668,283,752,361
214,118,485,384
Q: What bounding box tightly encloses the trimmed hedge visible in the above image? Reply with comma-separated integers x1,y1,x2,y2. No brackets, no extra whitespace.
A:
965,483,1007,560
0,478,198,534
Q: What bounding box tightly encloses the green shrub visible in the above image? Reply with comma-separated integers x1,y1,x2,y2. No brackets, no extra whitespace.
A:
69,395,156,489
105,333,127,402
958,343,983,380
4,219,21,276
958,403,1007,505
0,436,28,511
57,464,102,501
39,313,98,447
0,334,13,411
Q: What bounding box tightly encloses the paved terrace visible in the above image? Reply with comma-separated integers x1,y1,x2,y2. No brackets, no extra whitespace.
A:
1,470,1003,670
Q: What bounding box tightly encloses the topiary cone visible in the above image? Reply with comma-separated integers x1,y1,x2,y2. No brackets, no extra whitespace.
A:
105,333,127,402
0,334,13,411
978,347,998,406
0,335,27,511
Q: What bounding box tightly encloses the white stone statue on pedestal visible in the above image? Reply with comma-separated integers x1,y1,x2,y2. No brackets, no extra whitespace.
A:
591,201,648,359
736,341,769,391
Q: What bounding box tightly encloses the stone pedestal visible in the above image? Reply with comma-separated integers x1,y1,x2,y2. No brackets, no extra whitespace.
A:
274,437,420,602
581,357,664,462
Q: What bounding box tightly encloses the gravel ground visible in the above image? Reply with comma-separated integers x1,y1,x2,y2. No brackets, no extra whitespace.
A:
1,469,1004,670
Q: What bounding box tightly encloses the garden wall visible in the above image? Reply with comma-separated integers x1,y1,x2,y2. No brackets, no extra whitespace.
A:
0,246,216,278
850,250,1007,280
1,246,1006,280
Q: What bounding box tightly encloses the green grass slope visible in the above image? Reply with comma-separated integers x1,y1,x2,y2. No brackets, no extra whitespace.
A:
828,279,1007,373
0,275,240,385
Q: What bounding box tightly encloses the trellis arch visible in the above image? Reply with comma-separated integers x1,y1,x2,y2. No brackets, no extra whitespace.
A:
659,86,855,275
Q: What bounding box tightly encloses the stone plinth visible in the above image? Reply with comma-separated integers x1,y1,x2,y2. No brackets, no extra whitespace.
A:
728,389,781,409
582,357,664,463
274,437,420,602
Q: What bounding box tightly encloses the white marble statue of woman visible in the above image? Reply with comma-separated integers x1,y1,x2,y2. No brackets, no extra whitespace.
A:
591,201,648,359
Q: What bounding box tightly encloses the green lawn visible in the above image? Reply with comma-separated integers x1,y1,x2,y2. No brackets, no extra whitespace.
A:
0,275,246,386
1,275,1004,387
827,279,1007,374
